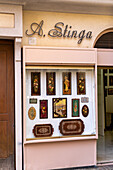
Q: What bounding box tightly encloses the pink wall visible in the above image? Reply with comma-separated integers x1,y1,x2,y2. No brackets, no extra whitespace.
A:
24,140,96,170
24,47,97,65
97,49,113,66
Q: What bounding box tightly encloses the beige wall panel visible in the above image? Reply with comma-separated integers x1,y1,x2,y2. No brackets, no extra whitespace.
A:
23,11,113,48
0,4,22,37
0,13,14,28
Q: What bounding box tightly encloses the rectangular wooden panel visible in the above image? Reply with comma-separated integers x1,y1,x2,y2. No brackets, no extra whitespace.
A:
0,51,7,113
46,72,56,95
0,121,8,158
62,72,71,95
31,72,40,96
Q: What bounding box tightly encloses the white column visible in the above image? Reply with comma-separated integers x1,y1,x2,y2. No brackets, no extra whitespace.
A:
15,38,22,170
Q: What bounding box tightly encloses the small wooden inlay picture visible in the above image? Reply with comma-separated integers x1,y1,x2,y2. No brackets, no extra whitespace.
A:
63,72,71,95
46,72,56,95
53,98,67,118
31,72,40,96
77,72,86,95
59,119,85,136
40,100,48,119
33,124,54,137
28,107,36,120
82,105,89,117
72,99,79,117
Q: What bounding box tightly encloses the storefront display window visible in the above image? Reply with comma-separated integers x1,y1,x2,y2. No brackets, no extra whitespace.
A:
25,67,96,140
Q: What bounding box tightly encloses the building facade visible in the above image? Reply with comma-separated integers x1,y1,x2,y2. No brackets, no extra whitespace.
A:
0,1,113,169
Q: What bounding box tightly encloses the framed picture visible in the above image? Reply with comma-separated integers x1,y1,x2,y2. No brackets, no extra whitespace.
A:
31,72,40,96
108,88,113,95
109,76,113,86
72,99,80,117
53,98,67,118
77,72,86,95
46,72,55,95
40,100,48,119
29,98,37,104
63,72,71,95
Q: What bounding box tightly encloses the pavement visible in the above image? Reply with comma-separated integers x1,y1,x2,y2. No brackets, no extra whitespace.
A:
76,165,113,170
58,165,113,170
75,165,113,170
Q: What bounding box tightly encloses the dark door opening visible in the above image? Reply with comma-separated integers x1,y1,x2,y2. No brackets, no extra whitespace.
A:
94,31,113,164
0,40,15,169
97,67,113,163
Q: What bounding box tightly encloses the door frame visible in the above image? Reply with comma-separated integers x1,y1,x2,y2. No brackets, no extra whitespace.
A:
0,38,22,170
14,38,22,170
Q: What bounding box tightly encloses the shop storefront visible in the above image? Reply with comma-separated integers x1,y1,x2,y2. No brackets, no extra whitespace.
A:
22,11,113,169
1,3,113,169
23,46,97,169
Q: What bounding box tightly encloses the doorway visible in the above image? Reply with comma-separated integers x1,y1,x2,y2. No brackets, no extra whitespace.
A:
94,31,113,163
0,40,15,169
97,67,113,163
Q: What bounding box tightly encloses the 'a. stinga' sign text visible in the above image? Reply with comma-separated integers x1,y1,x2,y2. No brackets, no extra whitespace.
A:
25,20,92,44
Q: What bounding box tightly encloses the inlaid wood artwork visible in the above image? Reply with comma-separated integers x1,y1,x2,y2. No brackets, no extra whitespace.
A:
33,124,54,137
77,72,86,95
31,72,40,95
63,72,71,95
59,119,85,136
72,99,79,117
40,100,48,119
53,98,67,118
82,105,89,117
28,107,36,120
81,97,89,103
46,72,56,95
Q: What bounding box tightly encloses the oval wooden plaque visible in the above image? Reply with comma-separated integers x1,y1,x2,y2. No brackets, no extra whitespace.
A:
28,107,36,120
59,119,85,136
82,105,89,117
33,124,54,137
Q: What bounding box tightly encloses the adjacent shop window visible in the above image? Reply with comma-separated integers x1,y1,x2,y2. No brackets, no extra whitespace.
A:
25,67,96,140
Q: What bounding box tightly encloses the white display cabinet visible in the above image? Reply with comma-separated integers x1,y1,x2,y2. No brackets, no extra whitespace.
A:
25,67,96,140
